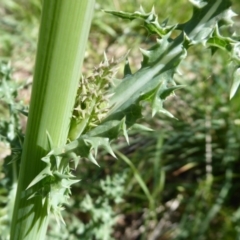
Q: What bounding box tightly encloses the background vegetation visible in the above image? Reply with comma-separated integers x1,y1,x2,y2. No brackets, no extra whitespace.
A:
1,0,240,239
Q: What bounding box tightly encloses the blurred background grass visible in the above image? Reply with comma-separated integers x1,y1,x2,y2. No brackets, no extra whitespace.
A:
1,0,240,239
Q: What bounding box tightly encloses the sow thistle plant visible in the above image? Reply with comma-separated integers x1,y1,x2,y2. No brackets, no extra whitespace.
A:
0,0,239,239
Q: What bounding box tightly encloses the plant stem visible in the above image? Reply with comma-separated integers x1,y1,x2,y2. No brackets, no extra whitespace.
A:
10,1,95,239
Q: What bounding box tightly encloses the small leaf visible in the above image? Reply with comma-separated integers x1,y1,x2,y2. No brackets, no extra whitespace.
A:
131,123,153,132
230,68,240,99
159,108,177,119
207,26,234,52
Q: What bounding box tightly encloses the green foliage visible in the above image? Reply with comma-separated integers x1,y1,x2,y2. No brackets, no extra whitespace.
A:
0,0,40,61
0,0,240,239
115,48,240,238
0,61,26,240
46,172,126,240
25,1,238,227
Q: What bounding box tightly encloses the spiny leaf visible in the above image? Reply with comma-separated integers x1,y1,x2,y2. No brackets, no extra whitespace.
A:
179,0,232,44
81,120,122,140
105,7,175,37
207,25,236,53
108,37,184,119
51,134,117,167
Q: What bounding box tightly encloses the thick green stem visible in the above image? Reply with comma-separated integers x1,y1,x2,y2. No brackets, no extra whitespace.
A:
10,1,95,239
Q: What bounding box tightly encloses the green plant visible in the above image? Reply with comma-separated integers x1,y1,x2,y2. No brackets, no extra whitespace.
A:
0,61,25,240
0,0,239,239
45,172,126,240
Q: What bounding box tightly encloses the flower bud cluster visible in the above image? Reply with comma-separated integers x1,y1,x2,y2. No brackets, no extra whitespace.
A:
69,56,119,139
